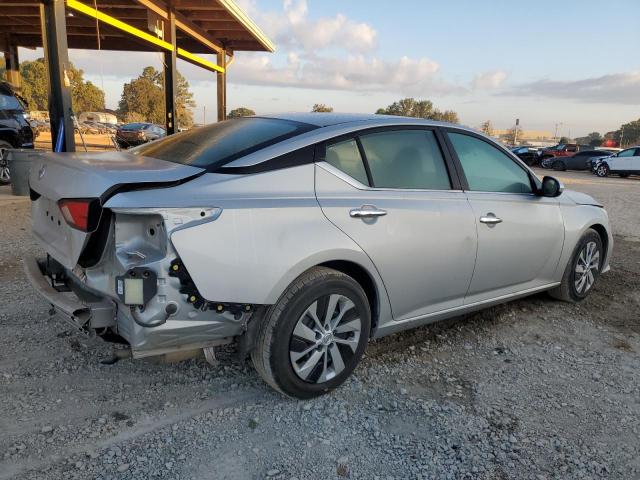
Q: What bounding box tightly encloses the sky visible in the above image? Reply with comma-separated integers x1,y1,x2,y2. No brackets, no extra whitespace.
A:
18,0,640,136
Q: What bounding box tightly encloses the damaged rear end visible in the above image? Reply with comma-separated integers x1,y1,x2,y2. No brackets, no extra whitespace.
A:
25,150,253,360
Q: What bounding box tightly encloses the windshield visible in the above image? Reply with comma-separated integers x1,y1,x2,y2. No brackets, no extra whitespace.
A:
131,117,317,170
0,93,24,111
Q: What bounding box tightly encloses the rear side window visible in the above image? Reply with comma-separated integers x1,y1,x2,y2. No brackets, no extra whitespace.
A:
448,132,532,194
359,129,451,190
131,118,317,170
325,139,369,186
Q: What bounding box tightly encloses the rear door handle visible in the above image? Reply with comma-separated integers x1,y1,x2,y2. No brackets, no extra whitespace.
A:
479,213,502,225
350,206,387,218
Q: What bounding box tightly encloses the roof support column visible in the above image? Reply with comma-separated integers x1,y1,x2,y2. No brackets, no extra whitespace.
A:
217,50,226,122
163,7,177,135
3,41,21,91
40,0,75,152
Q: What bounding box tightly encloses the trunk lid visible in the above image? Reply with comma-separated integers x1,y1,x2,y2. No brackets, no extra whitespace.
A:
30,151,204,269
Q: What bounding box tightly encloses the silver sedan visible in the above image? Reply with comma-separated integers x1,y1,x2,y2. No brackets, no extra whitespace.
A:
25,113,612,398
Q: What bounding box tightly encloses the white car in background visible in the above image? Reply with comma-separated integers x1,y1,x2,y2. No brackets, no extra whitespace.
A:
595,146,640,178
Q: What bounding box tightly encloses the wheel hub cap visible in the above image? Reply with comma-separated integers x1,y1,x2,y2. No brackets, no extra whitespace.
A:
289,294,361,384
574,241,600,294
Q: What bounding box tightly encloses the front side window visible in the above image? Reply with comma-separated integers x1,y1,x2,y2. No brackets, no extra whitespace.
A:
448,132,532,194
359,129,451,190
617,148,637,157
324,139,369,186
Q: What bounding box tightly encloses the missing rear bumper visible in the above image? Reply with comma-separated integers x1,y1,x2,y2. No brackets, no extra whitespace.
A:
23,255,116,329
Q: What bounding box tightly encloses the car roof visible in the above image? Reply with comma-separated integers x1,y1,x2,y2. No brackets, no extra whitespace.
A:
259,112,454,128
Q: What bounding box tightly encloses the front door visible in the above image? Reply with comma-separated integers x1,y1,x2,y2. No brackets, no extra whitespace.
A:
315,128,477,321
445,130,565,303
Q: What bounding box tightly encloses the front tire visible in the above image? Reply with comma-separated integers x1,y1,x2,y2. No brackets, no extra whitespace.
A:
252,267,371,399
596,163,609,177
549,228,603,302
0,141,12,185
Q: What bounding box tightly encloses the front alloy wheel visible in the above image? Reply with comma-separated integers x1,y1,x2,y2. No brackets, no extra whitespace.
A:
550,228,603,302
252,267,371,399
574,241,600,295
0,144,10,185
596,163,609,177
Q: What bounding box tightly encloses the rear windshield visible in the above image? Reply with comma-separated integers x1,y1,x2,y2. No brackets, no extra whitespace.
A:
0,93,23,111
121,123,148,130
130,117,316,170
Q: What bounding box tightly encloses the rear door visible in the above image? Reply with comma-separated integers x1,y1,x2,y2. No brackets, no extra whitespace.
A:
315,127,477,321
443,130,564,303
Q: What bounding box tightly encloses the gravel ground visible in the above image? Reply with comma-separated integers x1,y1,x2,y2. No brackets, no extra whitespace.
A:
0,173,639,480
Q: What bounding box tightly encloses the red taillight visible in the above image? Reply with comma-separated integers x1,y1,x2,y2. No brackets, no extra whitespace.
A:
58,199,92,231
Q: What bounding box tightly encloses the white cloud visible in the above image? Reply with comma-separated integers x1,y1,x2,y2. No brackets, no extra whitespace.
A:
472,70,507,89
226,53,464,96
239,0,377,54
507,72,640,104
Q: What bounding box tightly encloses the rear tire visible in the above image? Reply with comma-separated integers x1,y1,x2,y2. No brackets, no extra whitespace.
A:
252,267,371,399
0,140,12,185
553,160,566,171
549,229,603,303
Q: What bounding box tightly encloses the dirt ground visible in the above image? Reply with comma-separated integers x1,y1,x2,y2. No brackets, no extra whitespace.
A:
0,170,638,479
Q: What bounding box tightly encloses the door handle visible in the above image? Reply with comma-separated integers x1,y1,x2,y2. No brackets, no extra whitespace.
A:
350,206,387,218
479,213,502,225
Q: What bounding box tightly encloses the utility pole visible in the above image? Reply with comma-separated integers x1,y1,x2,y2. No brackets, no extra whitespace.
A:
203,105,206,125
513,118,519,145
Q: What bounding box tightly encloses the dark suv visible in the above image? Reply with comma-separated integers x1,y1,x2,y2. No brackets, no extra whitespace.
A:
0,82,34,185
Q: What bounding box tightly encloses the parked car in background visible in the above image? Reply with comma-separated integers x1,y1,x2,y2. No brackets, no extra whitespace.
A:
540,144,592,162
24,113,613,398
542,150,610,171
0,82,34,185
510,146,541,166
594,146,640,178
115,123,165,148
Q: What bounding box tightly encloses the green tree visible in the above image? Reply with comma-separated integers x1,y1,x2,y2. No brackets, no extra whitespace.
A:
19,59,49,110
311,103,333,113
558,136,572,144
617,120,640,147
575,131,603,147
375,98,459,124
123,111,146,123
118,66,195,128
228,107,255,118
15,58,104,112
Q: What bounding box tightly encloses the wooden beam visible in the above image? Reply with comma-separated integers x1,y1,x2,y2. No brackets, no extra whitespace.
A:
133,0,222,53
217,49,226,122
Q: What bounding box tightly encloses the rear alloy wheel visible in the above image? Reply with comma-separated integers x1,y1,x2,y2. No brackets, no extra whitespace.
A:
0,141,12,185
553,160,566,171
550,228,603,302
252,267,370,399
596,163,609,177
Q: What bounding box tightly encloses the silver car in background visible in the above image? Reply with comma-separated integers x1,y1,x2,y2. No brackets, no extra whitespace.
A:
24,113,613,398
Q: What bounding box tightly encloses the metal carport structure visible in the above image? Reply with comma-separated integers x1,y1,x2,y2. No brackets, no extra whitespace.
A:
0,0,275,151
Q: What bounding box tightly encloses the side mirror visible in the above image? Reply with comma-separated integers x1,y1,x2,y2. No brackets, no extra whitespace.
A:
540,176,564,197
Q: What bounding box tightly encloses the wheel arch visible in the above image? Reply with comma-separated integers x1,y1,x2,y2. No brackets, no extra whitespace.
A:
318,259,380,332
588,223,610,265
